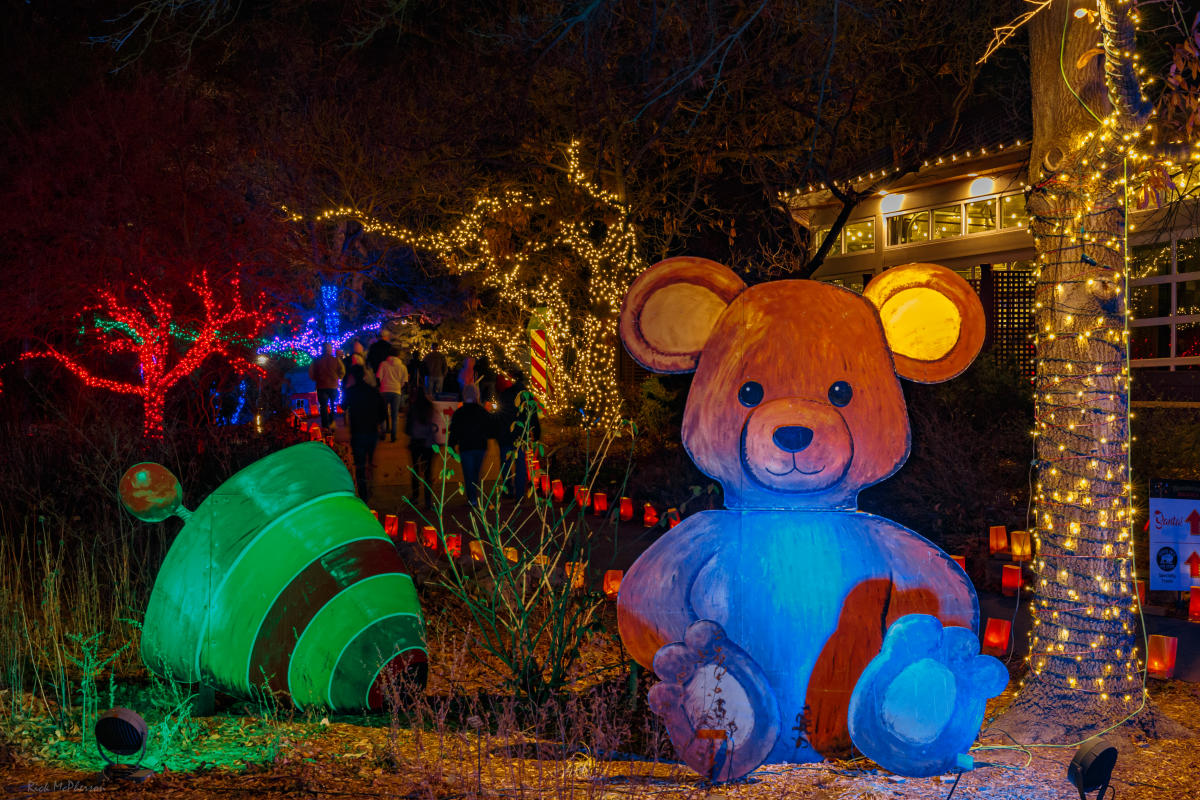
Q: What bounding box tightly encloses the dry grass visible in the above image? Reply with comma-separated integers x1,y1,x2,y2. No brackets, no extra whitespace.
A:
3,416,1200,800
0,415,307,722
6,607,1200,800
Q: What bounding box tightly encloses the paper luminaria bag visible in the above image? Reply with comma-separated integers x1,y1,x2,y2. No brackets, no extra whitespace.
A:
119,442,427,712
616,257,1007,781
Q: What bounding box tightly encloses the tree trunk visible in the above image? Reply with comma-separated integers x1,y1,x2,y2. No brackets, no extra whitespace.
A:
993,0,1182,742
142,390,166,439
1007,150,1142,737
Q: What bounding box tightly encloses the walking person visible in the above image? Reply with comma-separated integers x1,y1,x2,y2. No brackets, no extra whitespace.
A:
496,369,540,498
377,348,408,443
349,340,375,387
475,356,496,405
406,349,423,397
457,355,476,397
308,341,345,429
406,388,436,509
423,343,448,395
344,364,382,503
366,330,394,375
448,385,493,510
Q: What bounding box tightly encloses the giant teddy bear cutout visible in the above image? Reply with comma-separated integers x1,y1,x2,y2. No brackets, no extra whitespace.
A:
617,258,1008,781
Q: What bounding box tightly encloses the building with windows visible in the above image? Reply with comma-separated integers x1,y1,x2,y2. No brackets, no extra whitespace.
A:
790,140,1200,401
1126,204,1200,400
791,139,1037,375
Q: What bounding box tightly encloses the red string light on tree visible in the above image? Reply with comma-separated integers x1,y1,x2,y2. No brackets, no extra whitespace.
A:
11,269,275,438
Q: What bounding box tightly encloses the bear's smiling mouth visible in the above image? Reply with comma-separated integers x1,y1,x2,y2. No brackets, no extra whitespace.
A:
737,413,852,495
764,461,825,477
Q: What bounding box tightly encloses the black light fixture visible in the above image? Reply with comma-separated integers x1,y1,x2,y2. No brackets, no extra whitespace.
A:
1068,738,1118,800
95,708,153,782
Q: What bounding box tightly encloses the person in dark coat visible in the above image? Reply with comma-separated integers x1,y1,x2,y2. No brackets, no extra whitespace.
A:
344,364,382,502
366,332,394,374
448,385,494,509
406,349,423,394
406,387,436,509
308,341,345,429
475,355,496,404
495,369,541,497
344,340,374,388
423,343,448,395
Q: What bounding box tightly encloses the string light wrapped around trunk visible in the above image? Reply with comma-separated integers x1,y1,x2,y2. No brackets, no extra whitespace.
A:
1024,104,1145,709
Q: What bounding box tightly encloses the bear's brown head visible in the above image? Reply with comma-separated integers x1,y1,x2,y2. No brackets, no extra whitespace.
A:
619,258,984,510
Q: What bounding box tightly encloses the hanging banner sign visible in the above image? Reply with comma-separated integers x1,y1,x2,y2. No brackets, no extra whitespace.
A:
1148,478,1200,590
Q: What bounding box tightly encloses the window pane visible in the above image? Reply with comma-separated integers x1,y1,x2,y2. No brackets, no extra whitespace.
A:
1178,236,1200,276
1000,194,1030,229
1177,321,1200,359
1132,283,1171,319
843,219,874,252
931,205,962,239
1131,242,1170,278
965,199,997,233
1177,280,1200,315
812,227,837,255
1130,325,1170,359
887,211,929,245
827,276,866,293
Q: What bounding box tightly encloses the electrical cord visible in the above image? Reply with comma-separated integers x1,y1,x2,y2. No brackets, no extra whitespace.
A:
945,769,963,800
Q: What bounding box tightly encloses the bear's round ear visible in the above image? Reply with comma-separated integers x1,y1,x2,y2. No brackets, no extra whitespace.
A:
620,257,746,373
864,263,985,383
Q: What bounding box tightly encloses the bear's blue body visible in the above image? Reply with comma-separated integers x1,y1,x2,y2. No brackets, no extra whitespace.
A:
618,508,977,763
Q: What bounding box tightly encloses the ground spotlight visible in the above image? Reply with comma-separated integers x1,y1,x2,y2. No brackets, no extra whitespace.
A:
1067,738,1117,800
95,708,153,782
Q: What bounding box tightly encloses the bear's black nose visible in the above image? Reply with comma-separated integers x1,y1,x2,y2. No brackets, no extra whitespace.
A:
773,425,813,453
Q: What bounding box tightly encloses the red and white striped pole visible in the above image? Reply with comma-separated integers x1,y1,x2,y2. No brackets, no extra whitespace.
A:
529,328,549,398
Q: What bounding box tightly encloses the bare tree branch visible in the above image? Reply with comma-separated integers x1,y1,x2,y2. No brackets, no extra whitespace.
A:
979,0,1053,65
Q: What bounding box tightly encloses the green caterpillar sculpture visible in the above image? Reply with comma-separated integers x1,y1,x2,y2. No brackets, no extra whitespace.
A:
120,441,426,710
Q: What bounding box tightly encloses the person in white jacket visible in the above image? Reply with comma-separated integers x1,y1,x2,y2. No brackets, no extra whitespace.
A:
376,351,408,442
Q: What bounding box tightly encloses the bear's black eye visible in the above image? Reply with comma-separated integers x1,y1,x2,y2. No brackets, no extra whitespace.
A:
738,381,764,407
828,380,853,407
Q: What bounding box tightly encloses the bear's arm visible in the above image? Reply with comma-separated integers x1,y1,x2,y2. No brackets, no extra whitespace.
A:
616,513,725,669
877,520,978,632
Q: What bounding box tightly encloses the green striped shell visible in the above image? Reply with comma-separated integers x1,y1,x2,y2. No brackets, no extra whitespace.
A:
140,442,425,710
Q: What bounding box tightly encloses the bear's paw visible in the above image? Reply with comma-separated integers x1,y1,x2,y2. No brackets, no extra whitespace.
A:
647,620,780,782
847,614,1008,777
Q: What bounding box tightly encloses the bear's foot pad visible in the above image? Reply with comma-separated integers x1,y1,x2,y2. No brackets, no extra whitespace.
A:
848,614,1008,777
648,620,780,782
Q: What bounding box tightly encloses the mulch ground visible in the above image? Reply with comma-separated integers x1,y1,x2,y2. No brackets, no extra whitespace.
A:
4,635,1200,800
2,712,1198,800
5,421,1199,798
